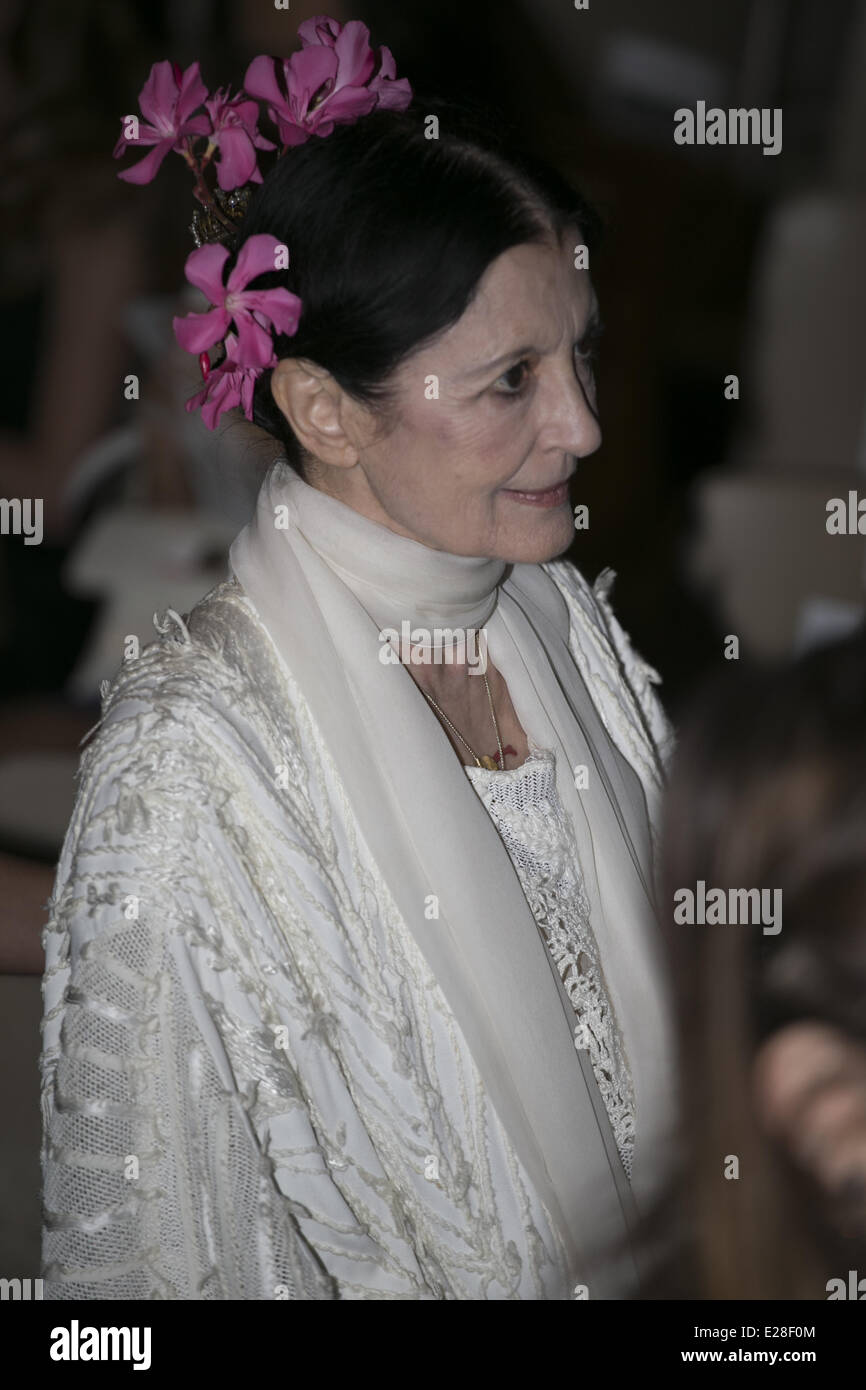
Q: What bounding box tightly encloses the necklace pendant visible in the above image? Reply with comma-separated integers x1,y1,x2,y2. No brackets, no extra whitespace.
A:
478,754,499,770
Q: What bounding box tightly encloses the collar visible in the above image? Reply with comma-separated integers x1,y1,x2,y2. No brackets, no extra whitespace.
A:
272,460,507,634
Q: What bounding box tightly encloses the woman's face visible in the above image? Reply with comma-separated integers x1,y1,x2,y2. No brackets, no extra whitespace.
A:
324,230,603,564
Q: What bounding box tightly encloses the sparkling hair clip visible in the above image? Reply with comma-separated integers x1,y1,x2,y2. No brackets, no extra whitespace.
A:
114,16,412,428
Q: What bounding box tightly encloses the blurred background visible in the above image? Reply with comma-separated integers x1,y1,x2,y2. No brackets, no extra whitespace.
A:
1,0,865,1277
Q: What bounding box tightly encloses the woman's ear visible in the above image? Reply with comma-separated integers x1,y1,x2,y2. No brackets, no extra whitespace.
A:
269,358,363,470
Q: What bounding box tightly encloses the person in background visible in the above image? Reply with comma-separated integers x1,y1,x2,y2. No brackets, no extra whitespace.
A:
643,624,866,1299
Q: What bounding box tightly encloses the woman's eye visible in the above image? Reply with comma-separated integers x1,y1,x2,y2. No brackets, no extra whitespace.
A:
491,323,604,398
493,360,531,397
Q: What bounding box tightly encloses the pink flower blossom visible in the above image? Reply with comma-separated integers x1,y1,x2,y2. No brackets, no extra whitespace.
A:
368,44,415,110
297,15,413,111
204,87,276,190
173,233,302,368
114,60,210,184
185,332,268,430
244,18,411,148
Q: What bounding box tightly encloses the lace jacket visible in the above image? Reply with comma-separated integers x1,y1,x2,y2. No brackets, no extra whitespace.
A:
40,561,674,1300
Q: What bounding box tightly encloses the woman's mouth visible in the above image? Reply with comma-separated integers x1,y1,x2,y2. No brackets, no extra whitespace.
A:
500,480,570,508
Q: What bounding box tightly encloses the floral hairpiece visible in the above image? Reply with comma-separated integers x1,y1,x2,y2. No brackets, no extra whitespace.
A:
114,16,412,428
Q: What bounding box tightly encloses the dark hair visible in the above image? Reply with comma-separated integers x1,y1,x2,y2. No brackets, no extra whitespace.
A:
229,95,602,472
642,624,866,1299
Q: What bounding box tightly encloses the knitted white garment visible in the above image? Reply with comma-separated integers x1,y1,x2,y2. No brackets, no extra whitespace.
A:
464,746,636,1181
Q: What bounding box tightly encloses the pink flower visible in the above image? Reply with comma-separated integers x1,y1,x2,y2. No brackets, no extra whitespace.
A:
368,44,415,110
173,233,302,368
204,87,276,190
185,332,269,430
297,15,413,112
244,18,411,148
114,60,211,184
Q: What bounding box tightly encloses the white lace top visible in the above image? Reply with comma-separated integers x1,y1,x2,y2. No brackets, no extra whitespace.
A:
464,743,636,1181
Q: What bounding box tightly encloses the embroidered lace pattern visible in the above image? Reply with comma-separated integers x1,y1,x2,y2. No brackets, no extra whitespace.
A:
465,749,636,1180
40,585,576,1300
39,561,672,1300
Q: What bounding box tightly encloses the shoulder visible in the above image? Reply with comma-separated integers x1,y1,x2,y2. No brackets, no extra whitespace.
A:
542,558,676,775
65,580,314,852
543,559,662,686
93,578,289,747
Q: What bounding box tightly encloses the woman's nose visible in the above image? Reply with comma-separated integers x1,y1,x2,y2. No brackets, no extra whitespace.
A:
546,358,602,458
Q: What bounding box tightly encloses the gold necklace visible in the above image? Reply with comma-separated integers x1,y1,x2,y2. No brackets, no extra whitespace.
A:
420,671,505,770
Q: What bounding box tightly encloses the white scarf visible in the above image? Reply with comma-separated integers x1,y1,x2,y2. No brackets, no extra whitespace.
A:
230,458,676,1296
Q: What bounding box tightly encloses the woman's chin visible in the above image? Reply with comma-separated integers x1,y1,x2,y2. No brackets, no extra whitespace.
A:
498,509,576,565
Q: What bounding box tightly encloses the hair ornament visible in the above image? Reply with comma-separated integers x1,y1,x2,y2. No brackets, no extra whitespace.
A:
113,16,412,427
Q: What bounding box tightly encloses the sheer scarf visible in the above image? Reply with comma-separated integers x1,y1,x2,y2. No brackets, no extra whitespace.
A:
230,459,677,1297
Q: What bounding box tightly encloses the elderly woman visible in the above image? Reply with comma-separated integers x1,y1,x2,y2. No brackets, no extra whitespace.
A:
41,20,677,1300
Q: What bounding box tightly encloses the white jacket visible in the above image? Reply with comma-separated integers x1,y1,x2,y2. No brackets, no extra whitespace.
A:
40,555,674,1301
